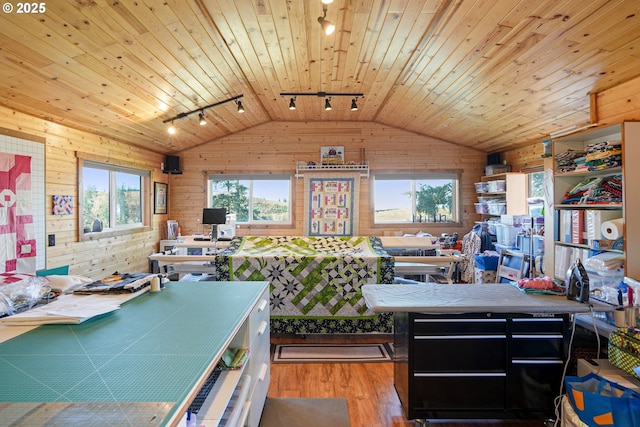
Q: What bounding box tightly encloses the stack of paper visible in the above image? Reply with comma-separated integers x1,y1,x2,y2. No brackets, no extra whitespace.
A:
0,292,144,325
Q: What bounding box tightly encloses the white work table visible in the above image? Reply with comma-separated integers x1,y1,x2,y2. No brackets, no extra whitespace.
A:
362,283,604,314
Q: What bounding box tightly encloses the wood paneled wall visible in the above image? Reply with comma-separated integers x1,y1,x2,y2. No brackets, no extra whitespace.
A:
169,121,487,238
0,106,165,279
502,75,640,172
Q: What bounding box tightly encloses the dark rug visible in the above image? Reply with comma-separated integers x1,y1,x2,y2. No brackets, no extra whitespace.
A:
272,343,392,363
259,397,350,427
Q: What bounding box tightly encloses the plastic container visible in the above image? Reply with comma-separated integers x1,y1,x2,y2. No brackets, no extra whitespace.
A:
517,235,544,256
478,196,500,203
474,254,499,271
485,164,512,175
488,202,506,215
474,182,488,193
487,180,506,193
474,203,489,214
495,224,520,246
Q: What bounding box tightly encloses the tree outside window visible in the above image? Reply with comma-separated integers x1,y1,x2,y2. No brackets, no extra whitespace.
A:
208,175,291,223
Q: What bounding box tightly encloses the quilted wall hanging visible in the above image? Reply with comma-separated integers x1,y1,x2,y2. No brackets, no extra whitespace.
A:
0,153,36,273
303,172,360,236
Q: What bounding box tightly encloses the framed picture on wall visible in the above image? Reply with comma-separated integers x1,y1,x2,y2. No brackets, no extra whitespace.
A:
320,146,344,166
154,182,168,214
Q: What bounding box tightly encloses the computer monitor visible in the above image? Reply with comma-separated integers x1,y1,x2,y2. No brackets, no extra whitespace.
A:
201,208,227,243
202,208,227,225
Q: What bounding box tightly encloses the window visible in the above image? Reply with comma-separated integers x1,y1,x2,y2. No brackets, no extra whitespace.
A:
373,173,459,224
207,175,291,224
81,160,149,234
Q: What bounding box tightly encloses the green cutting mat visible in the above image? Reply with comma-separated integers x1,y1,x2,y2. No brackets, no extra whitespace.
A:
0,281,267,425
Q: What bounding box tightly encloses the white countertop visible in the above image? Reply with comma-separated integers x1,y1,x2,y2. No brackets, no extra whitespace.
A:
362,283,606,314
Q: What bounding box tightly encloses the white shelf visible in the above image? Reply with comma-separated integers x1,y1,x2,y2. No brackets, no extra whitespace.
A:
295,161,369,178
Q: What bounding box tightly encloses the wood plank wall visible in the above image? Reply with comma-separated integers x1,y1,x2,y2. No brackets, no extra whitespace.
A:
502,75,640,171
0,105,165,279
1,74,639,278
170,121,487,238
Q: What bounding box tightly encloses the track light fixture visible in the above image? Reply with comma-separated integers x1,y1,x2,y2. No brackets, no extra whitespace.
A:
163,94,244,134
318,4,335,35
280,92,364,112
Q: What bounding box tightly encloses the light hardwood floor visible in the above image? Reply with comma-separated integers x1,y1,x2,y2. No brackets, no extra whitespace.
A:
268,334,550,427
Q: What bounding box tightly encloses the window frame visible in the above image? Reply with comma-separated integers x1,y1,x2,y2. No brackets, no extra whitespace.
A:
78,158,151,241
371,171,461,226
206,174,293,225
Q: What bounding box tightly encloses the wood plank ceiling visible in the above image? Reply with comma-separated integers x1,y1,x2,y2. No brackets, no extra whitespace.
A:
0,0,639,155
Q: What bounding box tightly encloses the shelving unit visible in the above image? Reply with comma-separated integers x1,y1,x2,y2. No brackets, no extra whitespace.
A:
295,161,369,178
475,172,528,216
551,122,640,281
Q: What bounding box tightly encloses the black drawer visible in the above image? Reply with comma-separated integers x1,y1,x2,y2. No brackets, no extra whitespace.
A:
413,336,507,371
411,374,506,410
511,317,566,334
413,317,507,335
511,335,564,358
508,360,564,411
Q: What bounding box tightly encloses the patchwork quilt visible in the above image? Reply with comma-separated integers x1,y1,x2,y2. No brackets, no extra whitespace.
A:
215,236,395,333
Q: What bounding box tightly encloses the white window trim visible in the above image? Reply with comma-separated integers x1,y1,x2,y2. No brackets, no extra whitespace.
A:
78,158,151,241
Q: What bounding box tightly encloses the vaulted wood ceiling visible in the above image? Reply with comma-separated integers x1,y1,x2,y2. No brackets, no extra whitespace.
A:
1,0,639,155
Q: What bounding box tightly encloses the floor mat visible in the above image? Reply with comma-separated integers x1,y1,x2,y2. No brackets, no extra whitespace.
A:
272,342,392,363
259,398,350,427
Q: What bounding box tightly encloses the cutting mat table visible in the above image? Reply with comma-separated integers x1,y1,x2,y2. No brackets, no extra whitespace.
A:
0,281,268,426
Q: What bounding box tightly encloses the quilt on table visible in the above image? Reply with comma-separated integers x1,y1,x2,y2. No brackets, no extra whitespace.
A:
215,236,394,333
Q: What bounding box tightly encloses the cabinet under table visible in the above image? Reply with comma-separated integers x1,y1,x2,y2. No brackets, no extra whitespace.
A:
361,283,602,422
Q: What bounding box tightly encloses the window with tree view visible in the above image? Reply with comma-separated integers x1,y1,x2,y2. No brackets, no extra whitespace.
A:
373,174,459,224
82,161,148,233
208,175,291,223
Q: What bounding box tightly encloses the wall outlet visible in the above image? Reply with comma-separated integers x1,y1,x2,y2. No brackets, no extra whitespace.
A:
48,234,55,247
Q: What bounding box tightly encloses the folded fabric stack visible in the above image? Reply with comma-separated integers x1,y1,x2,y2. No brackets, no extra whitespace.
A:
555,149,587,173
585,139,622,171
73,272,152,294
585,141,622,171
561,174,623,204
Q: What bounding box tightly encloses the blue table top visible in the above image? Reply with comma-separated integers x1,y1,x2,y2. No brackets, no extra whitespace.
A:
0,281,268,426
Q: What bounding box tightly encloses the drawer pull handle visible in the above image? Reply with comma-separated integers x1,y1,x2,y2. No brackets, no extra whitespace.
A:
257,320,268,335
258,363,269,381
415,335,506,339
415,318,506,323
513,334,563,339
512,359,564,364
257,299,268,312
414,372,506,377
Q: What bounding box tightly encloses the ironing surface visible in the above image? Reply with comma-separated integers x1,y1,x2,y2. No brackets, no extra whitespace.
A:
362,283,604,314
0,281,268,426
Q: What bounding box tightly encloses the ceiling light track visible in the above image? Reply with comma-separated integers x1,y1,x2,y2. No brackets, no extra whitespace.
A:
162,94,244,133
280,92,363,112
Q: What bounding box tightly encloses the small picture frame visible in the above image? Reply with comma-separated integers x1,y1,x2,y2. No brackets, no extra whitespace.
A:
154,182,168,214
320,146,344,166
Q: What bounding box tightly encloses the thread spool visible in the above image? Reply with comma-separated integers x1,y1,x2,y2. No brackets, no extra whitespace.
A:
150,275,161,292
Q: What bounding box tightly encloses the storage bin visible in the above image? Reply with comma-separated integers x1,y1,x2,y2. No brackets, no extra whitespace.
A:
474,182,488,193
487,180,506,192
517,235,544,256
488,202,506,215
495,224,520,246
485,164,511,175
474,254,499,270
477,196,500,203
474,203,489,214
